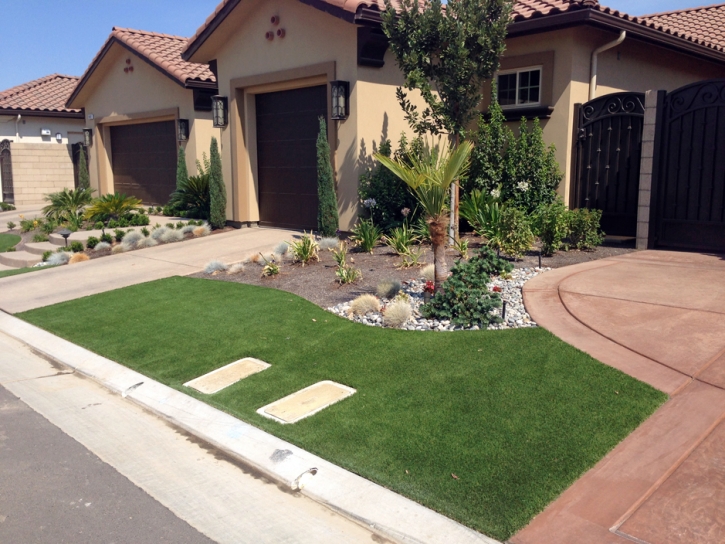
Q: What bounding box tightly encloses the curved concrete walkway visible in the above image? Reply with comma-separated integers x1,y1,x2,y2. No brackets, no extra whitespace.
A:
514,250,725,544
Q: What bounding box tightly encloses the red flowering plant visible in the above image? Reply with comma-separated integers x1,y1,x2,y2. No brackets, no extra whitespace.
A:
491,285,502,293
423,280,435,294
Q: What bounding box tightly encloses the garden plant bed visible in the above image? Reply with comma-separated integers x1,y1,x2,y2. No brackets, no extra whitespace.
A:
19,277,667,541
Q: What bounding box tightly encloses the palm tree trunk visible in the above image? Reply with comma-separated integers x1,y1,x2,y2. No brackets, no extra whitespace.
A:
429,216,449,291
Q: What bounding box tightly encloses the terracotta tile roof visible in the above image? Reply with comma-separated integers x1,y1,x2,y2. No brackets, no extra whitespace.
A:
109,27,216,85
183,0,725,61
640,3,725,52
0,74,81,114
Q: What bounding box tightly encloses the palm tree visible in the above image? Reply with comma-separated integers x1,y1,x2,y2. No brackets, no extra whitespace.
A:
84,193,143,231
42,187,95,224
375,140,473,291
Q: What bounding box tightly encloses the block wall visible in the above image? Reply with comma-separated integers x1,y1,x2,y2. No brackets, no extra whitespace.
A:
8,143,75,206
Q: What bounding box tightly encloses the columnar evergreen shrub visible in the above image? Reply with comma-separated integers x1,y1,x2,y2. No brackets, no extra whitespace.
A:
176,146,189,190
77,147,90,190
316,117,339,237
467,91,510,195
208,137,226,229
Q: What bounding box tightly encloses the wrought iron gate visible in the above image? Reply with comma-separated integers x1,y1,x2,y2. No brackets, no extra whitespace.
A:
573,92,645,236
0,140,14,204
652,79,725,252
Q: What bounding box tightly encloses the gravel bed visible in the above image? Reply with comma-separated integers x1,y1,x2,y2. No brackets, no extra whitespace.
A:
327,267,549,331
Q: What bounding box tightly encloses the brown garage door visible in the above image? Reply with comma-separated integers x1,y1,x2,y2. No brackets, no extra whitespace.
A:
110,121,177,205
256,85,327,230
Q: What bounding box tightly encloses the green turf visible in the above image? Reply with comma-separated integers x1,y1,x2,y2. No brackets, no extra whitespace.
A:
19,277,667,540
0,266,47,279
0,233,20,252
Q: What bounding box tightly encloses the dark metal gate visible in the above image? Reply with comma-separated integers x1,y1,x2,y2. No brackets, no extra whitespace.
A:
573,92,645,236
652,79,725,252
0,140,14,204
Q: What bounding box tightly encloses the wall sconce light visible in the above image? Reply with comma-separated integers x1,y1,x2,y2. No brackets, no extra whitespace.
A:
211,96,228,128
177,119,189,141
83,128,93,147
330,80,350,120
55,133,63,142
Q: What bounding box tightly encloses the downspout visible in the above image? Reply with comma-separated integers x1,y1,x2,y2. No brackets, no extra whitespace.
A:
15,114,21,139
590,30,626,101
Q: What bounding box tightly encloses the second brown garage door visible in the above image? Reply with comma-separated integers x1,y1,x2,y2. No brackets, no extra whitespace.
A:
110,121,177,205
256,85,327,230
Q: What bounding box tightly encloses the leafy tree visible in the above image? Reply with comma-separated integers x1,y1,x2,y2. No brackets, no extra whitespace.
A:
316,117,339,237
502,118,561,213
381,0,514,237
77,146,90,190
208,137,226,229
376,140,473,291
176,146,189,190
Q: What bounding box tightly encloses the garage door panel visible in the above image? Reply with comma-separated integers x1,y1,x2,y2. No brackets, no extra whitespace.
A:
110,121,176,206
255,86,327,230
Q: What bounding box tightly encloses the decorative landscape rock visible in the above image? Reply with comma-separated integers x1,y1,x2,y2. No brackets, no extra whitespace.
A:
328,267,549,331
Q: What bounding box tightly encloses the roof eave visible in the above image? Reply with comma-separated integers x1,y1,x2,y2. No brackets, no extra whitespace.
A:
0,107,84,119
183,0,242,62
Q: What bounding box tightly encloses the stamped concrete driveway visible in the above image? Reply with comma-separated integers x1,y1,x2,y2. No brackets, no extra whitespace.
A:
514,250,725,544
0,227,298,314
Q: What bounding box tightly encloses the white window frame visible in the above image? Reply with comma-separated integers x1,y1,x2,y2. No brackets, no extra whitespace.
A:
496,66,543,109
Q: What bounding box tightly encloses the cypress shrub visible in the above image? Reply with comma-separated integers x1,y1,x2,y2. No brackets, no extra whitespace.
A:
208,137,226,230
176,146,189,190
77,146,90,190
316,117,339,237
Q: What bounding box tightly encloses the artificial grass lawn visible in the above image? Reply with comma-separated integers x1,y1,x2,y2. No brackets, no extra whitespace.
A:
19,277,667,540
0,233,20,252
0,266,46,279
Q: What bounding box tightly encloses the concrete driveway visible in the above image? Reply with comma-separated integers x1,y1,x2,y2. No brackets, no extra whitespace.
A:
0,227,298,313
514,250,725,544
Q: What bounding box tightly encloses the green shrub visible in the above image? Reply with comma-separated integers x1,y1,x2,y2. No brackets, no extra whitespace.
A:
70,241,84,253
289,232,319,265
155,206,163,214
42,250,52,262
85,236,100,250
0,202,16,211
141,227,150,237
6,221,16,230
41,221,56,235
499,207,534,260
20,218,38,233
32,233,49,243
118,217,129,228
99,233,112,245
77,146,90,190
129,213,150,226
316,117,339,237
568,208,605,250
422,247,512,327
350,219,383,253
358,136,419,232
176,145,189,191
147,207,154,215
466,89,510,195
459,189,505,248
113,229,126,243
176,221,185,230
384,222,419,255
107,220,118,229
93,221,104,230
209,137,227,230
532,199,569,256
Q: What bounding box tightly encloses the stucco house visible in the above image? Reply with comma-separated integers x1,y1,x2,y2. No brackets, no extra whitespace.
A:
66,27,220,206
0,74,86,206
174,0,725,233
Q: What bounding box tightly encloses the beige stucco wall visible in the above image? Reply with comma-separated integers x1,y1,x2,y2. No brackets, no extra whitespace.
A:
4,142,75,206
0,116,85,145
75,43,219,203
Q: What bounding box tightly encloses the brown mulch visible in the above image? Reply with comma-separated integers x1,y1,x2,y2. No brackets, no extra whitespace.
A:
192,234,638,309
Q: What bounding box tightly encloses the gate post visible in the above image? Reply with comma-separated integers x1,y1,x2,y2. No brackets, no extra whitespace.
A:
636,90,659,250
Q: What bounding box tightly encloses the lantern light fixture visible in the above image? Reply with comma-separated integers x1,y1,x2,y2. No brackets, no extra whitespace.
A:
83,128,93,147
211,96,228,128
330,80,350,120
177,119,189,141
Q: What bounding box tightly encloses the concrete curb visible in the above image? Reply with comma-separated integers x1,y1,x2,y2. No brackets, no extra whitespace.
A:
0,311,500,544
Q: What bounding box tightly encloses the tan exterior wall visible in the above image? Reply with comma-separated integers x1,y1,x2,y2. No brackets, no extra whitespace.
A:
212,0,429,230
4,143,75,206
78,43,219,203
0,116,85,145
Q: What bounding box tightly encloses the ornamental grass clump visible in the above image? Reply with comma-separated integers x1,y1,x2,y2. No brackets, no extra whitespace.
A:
422,264,435,282
383,299,412,329
94,241,111,251
136,237,158,249
205,260,228,274
68,253,90,265
273,241,289,257
350,219,382,253
121,230,143,247
227,263,245,275
161,229,184,244
422,247,513,328
47,252,70,266
350,294,381,316
377,279,402,300
193,225,211,237
289,232,319,265
318,237,340,251
112,244,126,254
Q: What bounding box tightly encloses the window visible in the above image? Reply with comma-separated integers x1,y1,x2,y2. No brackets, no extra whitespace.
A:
497,67,541,107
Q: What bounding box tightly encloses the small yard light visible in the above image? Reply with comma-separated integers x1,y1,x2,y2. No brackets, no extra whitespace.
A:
502,301,507,321
58,228,72,247
211,96,228,128
330,80,349,120
177,119,189,141
83,128,93,147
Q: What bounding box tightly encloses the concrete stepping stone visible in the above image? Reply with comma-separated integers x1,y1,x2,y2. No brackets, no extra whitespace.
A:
0,250,41,268
184,358,270,394
257,381,356,424
24,241,57,256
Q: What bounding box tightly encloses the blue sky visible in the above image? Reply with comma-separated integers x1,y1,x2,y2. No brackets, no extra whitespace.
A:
0,0,713,91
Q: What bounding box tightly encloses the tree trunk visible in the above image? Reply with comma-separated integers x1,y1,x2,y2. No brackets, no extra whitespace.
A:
429,216,449,291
